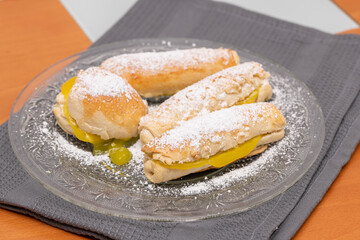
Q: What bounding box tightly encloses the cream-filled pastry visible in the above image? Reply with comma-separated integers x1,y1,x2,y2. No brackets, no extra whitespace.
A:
53,67,148,165
142,103,286,183
100,48,240,97
139,62,272,144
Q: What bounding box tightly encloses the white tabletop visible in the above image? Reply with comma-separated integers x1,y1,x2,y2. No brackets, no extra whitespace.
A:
60,0,358,42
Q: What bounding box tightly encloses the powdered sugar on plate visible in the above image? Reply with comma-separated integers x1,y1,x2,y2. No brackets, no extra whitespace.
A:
29,69,309,197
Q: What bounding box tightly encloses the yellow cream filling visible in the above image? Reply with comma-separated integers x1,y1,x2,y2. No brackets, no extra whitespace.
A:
236,88,259,105
157,135,261,170
61,77,132,165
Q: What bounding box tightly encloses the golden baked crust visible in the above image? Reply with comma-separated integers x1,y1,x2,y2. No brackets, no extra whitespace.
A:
100,48,240,97
139,62,271,143
56,67,148,140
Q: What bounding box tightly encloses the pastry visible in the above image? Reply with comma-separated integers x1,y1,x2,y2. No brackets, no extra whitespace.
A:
142,103,286,183
139,62,272,143
54,67,148,140
100,48,240,97
53,67,148,165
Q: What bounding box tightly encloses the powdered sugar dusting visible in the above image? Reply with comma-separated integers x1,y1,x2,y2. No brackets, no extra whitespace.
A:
147,103,276,152
70,67,134,99
101,48,233,74
55,131,108,165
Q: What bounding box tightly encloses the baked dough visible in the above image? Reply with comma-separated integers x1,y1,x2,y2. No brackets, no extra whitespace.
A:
53,67,148,140
142,103,286,183
139,62,272,144
100,48,240,97
53,93,74,135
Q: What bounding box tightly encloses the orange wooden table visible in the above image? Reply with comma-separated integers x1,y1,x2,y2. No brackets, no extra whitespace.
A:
0,0,359,239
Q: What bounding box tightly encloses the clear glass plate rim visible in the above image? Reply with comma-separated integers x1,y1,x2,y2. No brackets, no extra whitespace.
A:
8,38,325,222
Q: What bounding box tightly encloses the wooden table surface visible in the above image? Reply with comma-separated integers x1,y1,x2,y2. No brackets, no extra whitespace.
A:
0,0,359,239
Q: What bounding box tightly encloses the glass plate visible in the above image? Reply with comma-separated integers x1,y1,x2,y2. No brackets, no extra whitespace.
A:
9,38,325,221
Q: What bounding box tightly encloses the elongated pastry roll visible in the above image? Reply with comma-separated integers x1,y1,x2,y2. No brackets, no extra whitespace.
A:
139,62,272,143
142,103,286,183
53,67,148,140
100,48,240,97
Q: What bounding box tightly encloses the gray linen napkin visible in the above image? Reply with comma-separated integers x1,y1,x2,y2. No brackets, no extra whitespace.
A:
1,0,360,239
